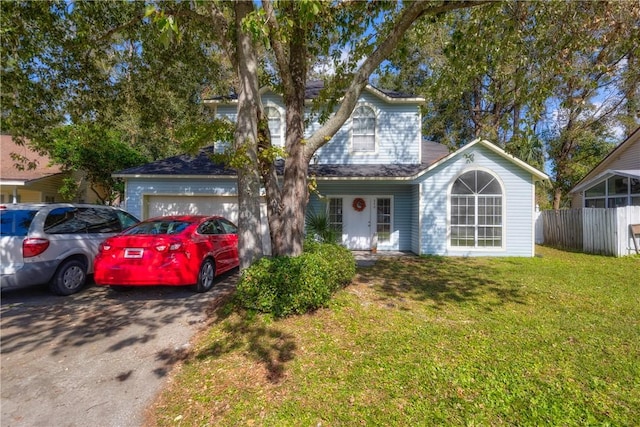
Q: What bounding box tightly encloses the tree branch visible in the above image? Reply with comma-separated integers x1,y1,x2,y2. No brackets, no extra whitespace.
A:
303,1,489,159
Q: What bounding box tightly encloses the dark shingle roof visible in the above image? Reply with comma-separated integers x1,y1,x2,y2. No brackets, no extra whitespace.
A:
114,147,236,177
114,140,450,179
205,80,418,102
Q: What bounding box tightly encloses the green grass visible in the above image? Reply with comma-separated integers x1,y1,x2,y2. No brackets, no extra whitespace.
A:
148,246,640,426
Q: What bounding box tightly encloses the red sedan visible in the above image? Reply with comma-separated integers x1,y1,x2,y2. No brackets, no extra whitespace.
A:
94,215,239,292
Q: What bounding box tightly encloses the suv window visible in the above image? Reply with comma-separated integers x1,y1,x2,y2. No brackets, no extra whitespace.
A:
117,211,139,230
0,210,38,237
44,207,125,234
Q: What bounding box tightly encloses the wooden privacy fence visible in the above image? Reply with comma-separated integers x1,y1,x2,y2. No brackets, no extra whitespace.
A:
541,206,640,256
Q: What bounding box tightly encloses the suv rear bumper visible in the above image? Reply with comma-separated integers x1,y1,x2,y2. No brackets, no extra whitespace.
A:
1,261,58,290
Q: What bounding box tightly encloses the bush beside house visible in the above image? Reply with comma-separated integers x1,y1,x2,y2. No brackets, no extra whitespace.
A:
235,241,356,318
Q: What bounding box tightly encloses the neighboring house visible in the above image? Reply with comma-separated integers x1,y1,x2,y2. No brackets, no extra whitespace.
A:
114,82,548,257
0,134,100,204
568,126,640,208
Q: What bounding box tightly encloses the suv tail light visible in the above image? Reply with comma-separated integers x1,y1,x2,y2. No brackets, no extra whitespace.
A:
23,238,50,257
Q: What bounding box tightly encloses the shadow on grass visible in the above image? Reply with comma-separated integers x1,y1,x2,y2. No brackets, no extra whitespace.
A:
357,256,526,311
189,294,297,384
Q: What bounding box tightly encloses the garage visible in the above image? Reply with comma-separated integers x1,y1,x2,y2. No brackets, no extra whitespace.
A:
145,195,239,221
144,194,272,253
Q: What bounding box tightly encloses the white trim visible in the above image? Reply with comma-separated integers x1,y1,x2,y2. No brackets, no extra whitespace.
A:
204,84,427,106
569,126,640,194
323,194,396,250
113,174,237,179
571,168,640,194
446,167,506,252
264,104,285,148
350,103,378,155
415,139,548,182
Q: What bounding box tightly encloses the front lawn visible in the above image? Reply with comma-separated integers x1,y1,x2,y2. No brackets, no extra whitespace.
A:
147,246,639,426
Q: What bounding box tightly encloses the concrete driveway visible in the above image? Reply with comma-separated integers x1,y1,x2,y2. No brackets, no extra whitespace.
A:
1,272,238,427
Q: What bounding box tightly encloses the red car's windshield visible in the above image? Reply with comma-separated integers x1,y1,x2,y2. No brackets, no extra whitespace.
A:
122,220,191,236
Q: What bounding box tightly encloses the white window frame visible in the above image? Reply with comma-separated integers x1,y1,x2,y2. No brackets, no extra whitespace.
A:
351,104,377,153
265,105,284,147
584,174,640,208
448,168,505,250
327,197,343,235
376,197,392,244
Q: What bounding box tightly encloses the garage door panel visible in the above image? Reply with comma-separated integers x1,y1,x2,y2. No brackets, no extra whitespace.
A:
146,196,238,222
146,195,271,255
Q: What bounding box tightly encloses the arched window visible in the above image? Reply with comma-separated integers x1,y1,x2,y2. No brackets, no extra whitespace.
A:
450,170,503,248
352,105,376,152
265,106,282,147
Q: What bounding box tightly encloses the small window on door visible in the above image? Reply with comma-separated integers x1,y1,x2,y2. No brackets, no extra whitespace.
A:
328,198,343,235
377,198,391,242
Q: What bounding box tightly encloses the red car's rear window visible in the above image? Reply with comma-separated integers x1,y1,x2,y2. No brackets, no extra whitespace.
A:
123,220,190,236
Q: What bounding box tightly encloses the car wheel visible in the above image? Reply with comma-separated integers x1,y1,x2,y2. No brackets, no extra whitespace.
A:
193,258,215,293
49,259,87,296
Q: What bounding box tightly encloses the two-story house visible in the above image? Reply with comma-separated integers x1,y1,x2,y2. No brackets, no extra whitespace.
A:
114,82,548,257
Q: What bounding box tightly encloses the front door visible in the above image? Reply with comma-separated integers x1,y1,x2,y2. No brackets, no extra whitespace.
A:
344,196,372,250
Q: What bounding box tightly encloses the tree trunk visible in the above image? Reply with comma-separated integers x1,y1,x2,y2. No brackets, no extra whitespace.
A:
234,1,264,269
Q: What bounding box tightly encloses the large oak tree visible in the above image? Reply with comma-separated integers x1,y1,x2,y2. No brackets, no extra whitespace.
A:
3,0,487,265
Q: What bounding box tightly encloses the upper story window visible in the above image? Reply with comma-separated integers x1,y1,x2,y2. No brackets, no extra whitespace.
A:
450,170,503,248
584,174,640,208
265,106,283,147
352,105,376,153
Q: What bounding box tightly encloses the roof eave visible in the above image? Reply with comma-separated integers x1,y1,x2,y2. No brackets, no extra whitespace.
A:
412,139,549,181
203,84,426,106
112,173,237,179
570,168,640,194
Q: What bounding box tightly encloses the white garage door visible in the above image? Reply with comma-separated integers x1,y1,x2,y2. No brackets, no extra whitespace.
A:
146,195,239,222
145,195,271,254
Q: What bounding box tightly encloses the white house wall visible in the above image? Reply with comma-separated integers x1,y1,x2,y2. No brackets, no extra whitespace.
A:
417,145,537,257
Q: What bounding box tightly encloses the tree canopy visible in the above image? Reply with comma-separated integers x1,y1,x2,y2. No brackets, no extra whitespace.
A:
377,1,640,208
3,0,637,259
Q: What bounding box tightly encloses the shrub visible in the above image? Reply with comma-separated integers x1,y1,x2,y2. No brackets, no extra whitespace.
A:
235,241,356,317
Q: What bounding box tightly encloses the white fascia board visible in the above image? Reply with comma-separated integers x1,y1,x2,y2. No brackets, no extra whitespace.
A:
413,139,549,182
204,84,426,106
570,168,640,194
111,174,237,179
0,180,27,186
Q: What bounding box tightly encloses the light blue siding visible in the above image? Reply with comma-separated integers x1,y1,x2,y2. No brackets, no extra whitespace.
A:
123,178,237,219
416,145,536,257
310,181,414,251
214,91,422,166
411,184,421,254
313,92,422,165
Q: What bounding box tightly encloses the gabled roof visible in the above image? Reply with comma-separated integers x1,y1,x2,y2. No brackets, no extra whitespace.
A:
414,138,549,181
204,80,425,106
569,126,640,194
0,134,64,185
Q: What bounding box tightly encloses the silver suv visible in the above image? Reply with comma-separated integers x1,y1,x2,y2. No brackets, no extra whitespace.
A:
0,203,139,295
